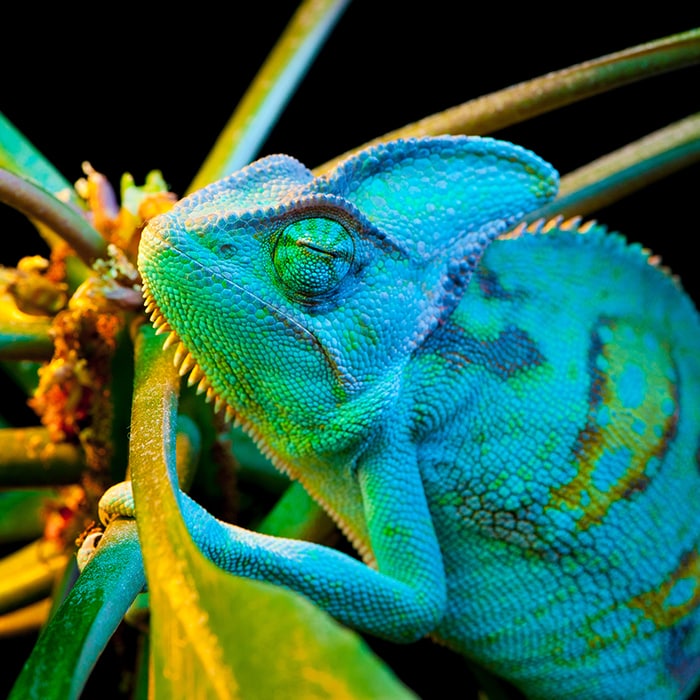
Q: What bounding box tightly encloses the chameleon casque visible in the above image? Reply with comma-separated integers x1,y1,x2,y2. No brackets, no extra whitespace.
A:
104,135,700,698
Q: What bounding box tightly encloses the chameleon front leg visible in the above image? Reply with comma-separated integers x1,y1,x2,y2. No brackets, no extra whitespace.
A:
98,431,447,643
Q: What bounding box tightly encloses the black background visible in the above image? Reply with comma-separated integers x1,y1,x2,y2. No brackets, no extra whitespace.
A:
2,3,699,698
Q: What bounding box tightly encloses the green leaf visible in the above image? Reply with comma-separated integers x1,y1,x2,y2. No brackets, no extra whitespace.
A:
130,324,415,699
0,490,57,543
257,481,335,542
0,113,75,200
8,519,144,700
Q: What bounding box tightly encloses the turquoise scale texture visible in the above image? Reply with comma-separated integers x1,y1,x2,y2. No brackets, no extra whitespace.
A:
413,221,700,697
137,136,700,699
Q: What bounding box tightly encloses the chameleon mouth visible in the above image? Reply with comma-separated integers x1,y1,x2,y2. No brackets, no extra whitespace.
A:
141,280,375,563
142,281,238,423
142,281,300,484
141,281,320,485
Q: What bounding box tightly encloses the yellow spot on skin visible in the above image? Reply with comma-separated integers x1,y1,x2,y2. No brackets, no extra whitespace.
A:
583,551,700,654
629,550,700,629
549,320,677,530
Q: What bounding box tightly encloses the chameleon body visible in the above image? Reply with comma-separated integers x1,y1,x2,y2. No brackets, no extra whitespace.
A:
128,136,700,698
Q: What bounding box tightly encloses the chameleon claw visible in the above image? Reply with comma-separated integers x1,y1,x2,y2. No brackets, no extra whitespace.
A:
76,529,104,571
98,481,136,525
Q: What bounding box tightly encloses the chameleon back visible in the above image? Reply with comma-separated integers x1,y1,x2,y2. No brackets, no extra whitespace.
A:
412,219,700,698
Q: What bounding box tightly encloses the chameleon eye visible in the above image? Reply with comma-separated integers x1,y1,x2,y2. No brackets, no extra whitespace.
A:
272,217,354,297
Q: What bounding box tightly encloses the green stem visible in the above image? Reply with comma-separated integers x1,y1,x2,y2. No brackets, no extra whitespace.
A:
0,538,68,615
0,113,77,202
0,427,84,486
0,169,107,264
316,28,700,173
0,490,58,543
129,324,181,485
188,0,350,191
129,325,242,698
8,520,144,700
0,313,53,361
531,113,700,220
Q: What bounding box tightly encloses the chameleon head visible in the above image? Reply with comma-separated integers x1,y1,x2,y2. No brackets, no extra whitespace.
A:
138,136,558,460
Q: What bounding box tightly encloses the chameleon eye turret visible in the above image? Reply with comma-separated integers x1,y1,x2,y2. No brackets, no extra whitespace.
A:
272,217,354,298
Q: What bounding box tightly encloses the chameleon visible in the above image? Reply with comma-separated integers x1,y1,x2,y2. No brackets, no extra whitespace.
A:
101,135,700,699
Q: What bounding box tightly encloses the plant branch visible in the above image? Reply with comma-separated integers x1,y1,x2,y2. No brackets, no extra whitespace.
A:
189,0,350,191
0,169,107,264
0,113,78,203
530,113,700,220
0,304,53,361
315,28,700,173
0,427,84,487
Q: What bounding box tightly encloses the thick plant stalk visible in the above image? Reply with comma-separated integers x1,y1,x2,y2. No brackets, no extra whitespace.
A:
316,28,700,173
0,113,77,201
0,428,83,487
188,0,350,191
8,520,145,700
534,113,700,219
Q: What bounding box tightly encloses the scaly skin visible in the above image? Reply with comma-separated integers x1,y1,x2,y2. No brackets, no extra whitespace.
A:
113,136,700,698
